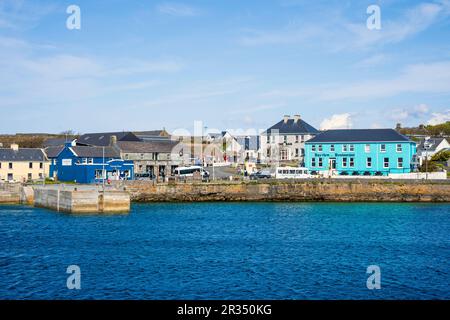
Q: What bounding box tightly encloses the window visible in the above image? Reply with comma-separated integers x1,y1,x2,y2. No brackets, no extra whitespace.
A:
300,135,304,143
365,144,370,153
28,173,32,180
29,162,33,169
312,145,316,152
295,148,299,157
141,154,145,160
87,158,93,164
330,145,335,152
301,148,305,156
342,145,348,152
284,136,287,143
318,145,323,152
380,144,386,152
384,157,389,168
266,136,270,143
9,163,13,169
398,157,403,168
38,173,43,179
349,145,354,152
0,163,1,169
367,157,372,168
82,158,87,164
318,158,323,167
349,157,354,167
267,149,270,157
396,144,402,152
342,158,347,167
295,135,299,143
95,170,104,179
39,162,43,169
311,158,316,167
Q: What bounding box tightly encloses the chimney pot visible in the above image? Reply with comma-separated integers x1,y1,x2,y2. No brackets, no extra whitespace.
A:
293,115,301,123
110,135,117,146
283,115,290,123
10,143,19,151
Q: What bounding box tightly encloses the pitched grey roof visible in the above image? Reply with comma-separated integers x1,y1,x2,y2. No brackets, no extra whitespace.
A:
417,137,449,151
43,138,71,148
306,129,412,143
0,148,46,161
264,119,319,135
77,132,141,146
117,141,179,153
44,146,65,158
70,146,120,158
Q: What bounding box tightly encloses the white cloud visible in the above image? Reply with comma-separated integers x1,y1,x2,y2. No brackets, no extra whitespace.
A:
427,109,450,125
389,104,430,121
320,113,353,130
156,2,199,17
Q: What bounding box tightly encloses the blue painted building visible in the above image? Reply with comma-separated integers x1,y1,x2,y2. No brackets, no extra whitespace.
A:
46,143,134,183
305,129,417,176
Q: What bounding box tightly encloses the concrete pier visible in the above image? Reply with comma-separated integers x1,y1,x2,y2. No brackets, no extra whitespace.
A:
32,185,130,213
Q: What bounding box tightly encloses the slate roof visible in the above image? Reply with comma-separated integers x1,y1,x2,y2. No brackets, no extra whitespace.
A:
306,129,412,143
263,119,319,135
417,137,448,152
77,132,141,146
0,148,46,161
44,146,65,158
70,146,120,158
117,141,179,153
43,138,70,148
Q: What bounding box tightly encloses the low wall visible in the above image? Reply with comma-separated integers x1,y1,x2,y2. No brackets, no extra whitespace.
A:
124,180,450,202
0,191,20,204
33,187,130,213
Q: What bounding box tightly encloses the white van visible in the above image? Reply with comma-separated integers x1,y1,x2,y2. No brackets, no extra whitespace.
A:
275,166,311,179
174,166,210,179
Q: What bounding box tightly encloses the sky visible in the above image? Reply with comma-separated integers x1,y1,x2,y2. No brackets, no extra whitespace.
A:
0,0,450,135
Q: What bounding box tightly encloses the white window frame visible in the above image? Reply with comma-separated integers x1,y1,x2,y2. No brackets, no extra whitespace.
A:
349,145,354,152
366,157,372,168
318,157,323,167
311,157,316,167
380,144,386,153
330,145,335,152
383,157,389,168
312,145,316,152
349,157,354,167
397,157,403,168
396,144,402,152
318,145,323,152
342,145,348,152
342,158,347,167
365,144,370,153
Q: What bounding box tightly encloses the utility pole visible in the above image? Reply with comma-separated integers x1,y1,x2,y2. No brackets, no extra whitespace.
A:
102,146,105,191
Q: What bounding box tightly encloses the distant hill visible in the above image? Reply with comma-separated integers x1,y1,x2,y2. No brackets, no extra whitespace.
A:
0,133,78,149
398,121,450,138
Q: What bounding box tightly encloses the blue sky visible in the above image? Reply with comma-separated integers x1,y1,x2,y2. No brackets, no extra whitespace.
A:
0,0,450,134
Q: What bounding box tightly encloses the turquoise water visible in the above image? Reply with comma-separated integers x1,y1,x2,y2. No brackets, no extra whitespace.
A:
0,202,449,300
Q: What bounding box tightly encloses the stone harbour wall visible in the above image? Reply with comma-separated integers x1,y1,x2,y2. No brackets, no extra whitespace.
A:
124,180,450,202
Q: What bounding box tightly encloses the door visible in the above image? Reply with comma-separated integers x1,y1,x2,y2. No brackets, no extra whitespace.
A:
330,158,336,169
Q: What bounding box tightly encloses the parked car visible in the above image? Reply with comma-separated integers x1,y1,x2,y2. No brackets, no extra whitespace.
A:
249,170,272,180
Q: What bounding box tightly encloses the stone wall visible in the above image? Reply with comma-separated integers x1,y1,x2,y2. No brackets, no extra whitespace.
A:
124,180,450,202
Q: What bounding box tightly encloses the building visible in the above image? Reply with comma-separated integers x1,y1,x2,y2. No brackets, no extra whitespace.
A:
133,129,171,142
0,144,49,182
235,136,261,163
204,131,243,164
304,129,417,176
47,143,134,184
416,137,450,165
260,115,319,164
116,140,183,179
77,131,141,146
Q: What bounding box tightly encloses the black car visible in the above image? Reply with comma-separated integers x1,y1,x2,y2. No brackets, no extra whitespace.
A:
249,170,272,180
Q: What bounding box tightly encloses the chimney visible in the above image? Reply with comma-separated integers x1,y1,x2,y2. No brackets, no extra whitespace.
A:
10,143,19,151
293,115,301,123
395,123,401,131
0,142,3,148
283,115,290,124
110,135,117,146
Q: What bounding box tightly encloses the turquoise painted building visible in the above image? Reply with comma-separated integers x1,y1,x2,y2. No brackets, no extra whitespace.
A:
305,129,417,176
